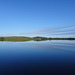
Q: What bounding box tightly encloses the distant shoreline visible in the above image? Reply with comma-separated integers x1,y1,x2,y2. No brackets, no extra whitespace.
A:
0,36,75,42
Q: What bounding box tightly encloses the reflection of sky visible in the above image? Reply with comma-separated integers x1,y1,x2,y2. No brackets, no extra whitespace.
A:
0,0,75,37
0,41,75,73
0,41,75,60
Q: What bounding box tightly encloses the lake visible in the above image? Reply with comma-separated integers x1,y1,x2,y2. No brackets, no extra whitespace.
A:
0,40,75,75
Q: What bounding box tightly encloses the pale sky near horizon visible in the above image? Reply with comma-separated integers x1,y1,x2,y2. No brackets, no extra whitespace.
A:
0,0,75,37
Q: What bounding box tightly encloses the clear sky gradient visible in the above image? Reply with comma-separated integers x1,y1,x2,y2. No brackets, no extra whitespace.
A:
0,0,75,37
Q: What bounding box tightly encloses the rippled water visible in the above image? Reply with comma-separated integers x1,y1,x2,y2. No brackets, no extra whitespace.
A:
0,40,75,75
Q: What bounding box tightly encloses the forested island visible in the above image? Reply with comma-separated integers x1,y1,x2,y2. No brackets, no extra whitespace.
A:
0,36,75,42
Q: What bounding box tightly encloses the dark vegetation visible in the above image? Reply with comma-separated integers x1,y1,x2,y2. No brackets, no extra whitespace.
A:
0,37,4,41
0,36,75,42
33,36,75,41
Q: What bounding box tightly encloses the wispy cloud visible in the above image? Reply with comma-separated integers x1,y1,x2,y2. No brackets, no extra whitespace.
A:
1,25,75,37
18,25,75,36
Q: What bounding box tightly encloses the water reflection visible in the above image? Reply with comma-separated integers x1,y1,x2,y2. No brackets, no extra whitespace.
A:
0,40,75,74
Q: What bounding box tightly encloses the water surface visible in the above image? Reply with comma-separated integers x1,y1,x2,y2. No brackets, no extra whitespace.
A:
0,40,75,75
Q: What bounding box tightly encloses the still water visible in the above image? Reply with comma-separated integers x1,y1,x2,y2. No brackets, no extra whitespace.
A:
0,40,75,75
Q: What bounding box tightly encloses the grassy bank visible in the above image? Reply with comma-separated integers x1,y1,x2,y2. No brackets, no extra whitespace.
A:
0,36,33,42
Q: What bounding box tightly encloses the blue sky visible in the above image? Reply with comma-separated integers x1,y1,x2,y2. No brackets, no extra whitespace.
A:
0,0,75,37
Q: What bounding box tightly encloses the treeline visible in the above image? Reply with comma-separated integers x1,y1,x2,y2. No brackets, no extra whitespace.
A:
49,38,75,40
33,36,75,41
